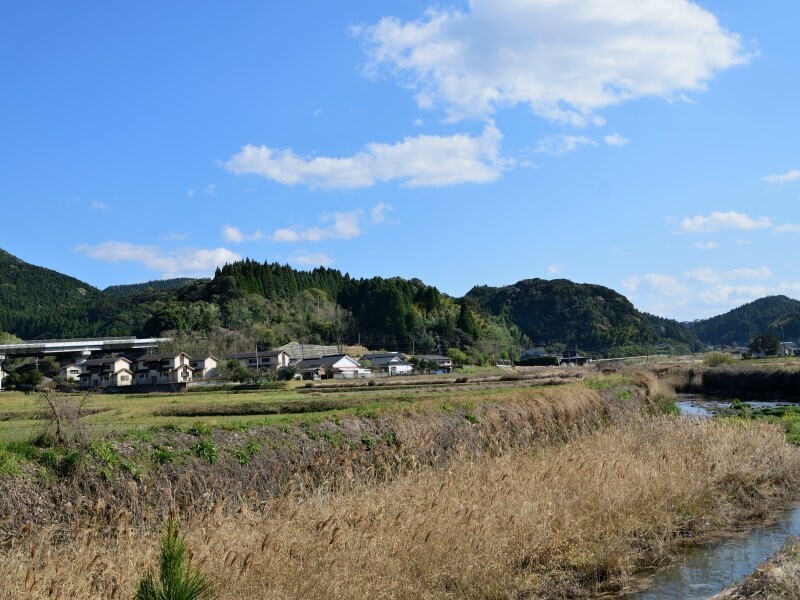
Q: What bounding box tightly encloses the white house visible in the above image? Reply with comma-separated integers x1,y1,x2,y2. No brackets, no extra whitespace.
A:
189,355,218,379
415,354,454,373
295,354,367,379
226,350,290,373
363,353,413,376
60,363,83,382
134,352,194,385
80,357,135,389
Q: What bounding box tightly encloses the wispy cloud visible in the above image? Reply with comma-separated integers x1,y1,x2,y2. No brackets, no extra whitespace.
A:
775,224,800,235
159,232,189,242
89,201,108,212
222,225,263,243
355,0,746,124
698,284,767,305
535,135,595,156
623,273,690,298
692,241,720,250
224,122,508,189
371,202,394,224
271,210,364,243
548,264,565,274
604,132,630,147
74,242,240,277
684,266,772,284
290,251,335,267
678,211,773,233
763,169,800,183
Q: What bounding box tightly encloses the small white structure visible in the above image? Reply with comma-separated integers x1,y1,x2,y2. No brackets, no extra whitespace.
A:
80,357,135,389
189,355,218,379
295,354,365,379
60,364,83,382
134,352,194,385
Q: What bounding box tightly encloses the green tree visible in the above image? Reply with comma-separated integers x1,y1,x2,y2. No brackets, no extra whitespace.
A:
136,519,214,600
750,331,780,356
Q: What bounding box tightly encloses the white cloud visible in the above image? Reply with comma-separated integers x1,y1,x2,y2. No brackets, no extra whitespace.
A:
225,122,508,189
89,201,107,212
692,241,719,250
775,224,800,235
548,264,565,274
535,135,595,156
74,242,240,277
679,211,773,233
271,210,364,243
698,284,767,306
763,169,800,183
623,273,689,298
290,251,335,267
685,266,772,283
604,132,630,147
222,225,263,243
356,0,746,124
371,202,393,224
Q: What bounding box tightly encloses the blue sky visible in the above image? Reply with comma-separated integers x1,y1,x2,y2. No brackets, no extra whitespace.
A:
2,1,799,321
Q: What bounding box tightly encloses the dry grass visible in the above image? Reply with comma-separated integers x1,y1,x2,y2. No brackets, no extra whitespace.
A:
712,538,800,599
3,416,799,599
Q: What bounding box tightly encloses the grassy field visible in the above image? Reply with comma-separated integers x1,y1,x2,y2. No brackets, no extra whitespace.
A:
0,368,581,443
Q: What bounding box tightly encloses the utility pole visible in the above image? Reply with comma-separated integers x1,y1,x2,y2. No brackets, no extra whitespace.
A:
0,354,5,392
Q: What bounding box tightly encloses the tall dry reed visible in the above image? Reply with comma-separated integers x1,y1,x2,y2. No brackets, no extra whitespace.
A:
3,416,799,599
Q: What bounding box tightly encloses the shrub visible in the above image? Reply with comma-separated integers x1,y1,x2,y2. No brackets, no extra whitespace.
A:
704,352,737,367
135,519,214,600
194,439,218,464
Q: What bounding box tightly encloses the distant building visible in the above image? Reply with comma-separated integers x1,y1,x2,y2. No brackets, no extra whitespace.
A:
134,352,193,385
363,353,413,376
59,363,83,382
80,357,135,389
295,354,367,379
278,342,339,365
415,354,454,373
225,350,290,373
189,355,218,379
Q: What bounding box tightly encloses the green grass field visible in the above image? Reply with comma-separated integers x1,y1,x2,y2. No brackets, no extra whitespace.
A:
0,368,559,443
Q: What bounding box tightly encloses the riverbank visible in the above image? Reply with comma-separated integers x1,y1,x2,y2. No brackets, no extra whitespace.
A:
658,362,800,400
2,374,800,598
712,538,800,599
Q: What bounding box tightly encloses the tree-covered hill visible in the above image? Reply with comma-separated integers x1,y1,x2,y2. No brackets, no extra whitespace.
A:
0,249,101,339
467,278,696,356
3,247,795,359
688,295,800,347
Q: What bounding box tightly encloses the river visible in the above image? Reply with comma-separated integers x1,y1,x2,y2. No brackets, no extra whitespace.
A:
623,396,800,599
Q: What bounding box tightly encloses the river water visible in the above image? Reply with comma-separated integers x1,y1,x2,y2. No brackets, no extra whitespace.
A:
623,396,800,599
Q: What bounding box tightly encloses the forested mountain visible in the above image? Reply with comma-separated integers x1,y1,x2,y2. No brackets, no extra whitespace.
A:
688,295,800,346
466,279,658,355
2,247,796,359
0,249,101,338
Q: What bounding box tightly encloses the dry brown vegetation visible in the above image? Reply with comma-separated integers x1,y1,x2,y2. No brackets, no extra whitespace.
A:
3,414,799,599
712,538,800,599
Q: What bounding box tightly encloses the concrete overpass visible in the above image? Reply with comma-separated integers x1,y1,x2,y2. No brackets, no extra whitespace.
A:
0,337,172,361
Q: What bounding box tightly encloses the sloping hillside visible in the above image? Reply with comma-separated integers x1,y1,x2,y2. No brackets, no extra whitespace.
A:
0,249,100,339
689,295,800,346
467,279,657,353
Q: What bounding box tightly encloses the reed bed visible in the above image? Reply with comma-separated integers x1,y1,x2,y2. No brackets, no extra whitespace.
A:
3,416,799,599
